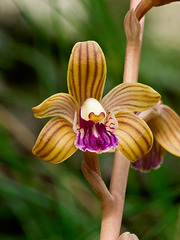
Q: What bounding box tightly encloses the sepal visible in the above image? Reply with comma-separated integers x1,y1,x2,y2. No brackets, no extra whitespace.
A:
32,93,79,124
68,41,106,105
148,104,180,157
32,117,77,163
101,83,161,114
115,112,153,162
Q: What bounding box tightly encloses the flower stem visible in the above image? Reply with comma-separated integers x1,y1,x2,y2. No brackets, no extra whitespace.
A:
123,3,145,83
82,0,145,239
100,0,145,239
100,151,130,240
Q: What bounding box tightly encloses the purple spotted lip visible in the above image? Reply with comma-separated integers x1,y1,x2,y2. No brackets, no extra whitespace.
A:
73,112,119,153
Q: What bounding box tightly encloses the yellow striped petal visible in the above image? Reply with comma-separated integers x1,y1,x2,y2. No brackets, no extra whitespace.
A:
101,83,161,113
32,93,79,124
32,117,77,164
67,41,106,105
148,104,180,156
115,112,153,162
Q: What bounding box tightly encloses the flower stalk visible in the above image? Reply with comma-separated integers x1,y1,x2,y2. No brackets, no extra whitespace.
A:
100,152,130,240
123,3,144,84
100,0,145,239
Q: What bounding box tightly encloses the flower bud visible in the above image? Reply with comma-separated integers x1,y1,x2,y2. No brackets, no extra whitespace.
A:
152,0,178,7
135,0,179,20
119,232,139,240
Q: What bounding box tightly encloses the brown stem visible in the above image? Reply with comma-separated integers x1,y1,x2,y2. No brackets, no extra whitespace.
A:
100,0,145,239
123,40,142,83
100,151,130,240
82,0,145,238
123,6,145,83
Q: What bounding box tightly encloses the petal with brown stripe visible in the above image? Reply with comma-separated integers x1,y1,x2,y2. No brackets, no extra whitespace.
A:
32,117,77,164
148,104,180,156
115,112,153,162
32,93,79,124
67,41,106,105
101,83,161,113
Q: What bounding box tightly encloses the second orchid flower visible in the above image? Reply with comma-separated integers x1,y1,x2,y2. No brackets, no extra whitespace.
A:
132,102,180,172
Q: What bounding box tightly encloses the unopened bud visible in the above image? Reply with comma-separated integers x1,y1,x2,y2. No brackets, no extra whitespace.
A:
124,9,140,42
152,0,179,7
135,0,179,20
119,232,139,240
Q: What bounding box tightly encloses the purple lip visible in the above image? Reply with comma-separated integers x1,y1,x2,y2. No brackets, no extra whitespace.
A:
74,117,119,153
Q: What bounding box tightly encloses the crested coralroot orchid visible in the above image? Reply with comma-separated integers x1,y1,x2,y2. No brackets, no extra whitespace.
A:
32,41,161,164
132,102,180,172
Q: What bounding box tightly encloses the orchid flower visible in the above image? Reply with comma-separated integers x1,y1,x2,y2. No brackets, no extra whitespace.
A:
32,41,161,164
132,102,180,172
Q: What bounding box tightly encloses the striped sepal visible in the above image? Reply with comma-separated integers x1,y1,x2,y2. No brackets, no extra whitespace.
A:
115,112,153,162
67,41,106,105
148,104,180,157
32,93,79,124
101,83,161,113
32,117,77,164
131,138,165,172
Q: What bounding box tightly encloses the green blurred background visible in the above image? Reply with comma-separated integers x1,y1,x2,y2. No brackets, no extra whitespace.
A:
0,0,180,239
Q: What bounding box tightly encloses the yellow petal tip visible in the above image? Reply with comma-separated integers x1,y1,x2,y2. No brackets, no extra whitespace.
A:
67,41,106,105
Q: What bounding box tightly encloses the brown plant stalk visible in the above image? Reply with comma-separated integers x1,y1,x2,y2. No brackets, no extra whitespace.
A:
82,0,145,239
99,0,145,239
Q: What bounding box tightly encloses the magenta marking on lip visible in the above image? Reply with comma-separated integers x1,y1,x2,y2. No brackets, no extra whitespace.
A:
74,117,119,153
